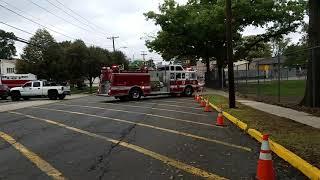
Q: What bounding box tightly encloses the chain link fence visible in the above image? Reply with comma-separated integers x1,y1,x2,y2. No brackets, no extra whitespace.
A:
223,47,317,105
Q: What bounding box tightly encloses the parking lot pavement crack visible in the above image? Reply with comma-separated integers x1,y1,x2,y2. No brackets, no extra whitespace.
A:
89,123,138,180
89,102,155,180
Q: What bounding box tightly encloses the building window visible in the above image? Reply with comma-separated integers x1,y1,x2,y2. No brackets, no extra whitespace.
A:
6,68,15,73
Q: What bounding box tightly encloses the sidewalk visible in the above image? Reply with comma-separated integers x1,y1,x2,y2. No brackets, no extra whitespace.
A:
205,88,320,129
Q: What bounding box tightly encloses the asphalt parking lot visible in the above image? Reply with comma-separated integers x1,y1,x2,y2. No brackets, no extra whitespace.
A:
0,95,305,179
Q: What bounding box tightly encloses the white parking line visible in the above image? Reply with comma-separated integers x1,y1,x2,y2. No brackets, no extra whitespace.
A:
9,111,228,179
58,104,220,128
30,107,251,152
96,102,208,116
131,101,203,110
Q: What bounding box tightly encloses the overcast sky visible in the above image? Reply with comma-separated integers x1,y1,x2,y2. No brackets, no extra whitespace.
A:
0,0,303,62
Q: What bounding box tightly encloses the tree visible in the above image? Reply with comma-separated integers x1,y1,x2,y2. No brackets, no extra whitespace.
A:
145,0,306,88
235,35,272,61
0,30,16,59
271,37,291,57
145,58,156,69
129,60,145,70
18,29,66,81
302,0,320,107
64,39,88,87
110,50,129,69
283,43,308,68
85,46,111,92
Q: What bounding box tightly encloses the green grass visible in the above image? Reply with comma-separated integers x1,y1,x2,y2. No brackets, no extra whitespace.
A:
237,80,306,97
205,94,320,168
71,86,98,94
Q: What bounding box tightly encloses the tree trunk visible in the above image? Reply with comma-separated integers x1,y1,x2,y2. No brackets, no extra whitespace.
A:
89,77,93,94
301,0,320,107
226,0,236,108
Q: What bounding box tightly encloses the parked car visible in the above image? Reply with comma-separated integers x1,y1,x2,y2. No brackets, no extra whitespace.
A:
10,80,71,101
0,84,10,100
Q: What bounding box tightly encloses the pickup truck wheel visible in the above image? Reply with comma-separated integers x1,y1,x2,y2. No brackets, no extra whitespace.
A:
1,96,7,100
48,90,58,100
11,91,21,101
129,88,142,101
58,94,66,100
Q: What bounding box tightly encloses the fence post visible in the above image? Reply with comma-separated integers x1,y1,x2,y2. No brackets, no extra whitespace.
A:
278,55,281,103
237,65,239,85
257,61,260,97
221,69,224,89
246,63,248,85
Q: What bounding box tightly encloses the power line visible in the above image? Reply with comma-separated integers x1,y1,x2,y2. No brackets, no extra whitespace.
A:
52,0,107,34
0,32,41,48
0,0,68,37
0,21,34,36
45,0,105,36
0,3,74,39
25,0,97,35
0,3,104,47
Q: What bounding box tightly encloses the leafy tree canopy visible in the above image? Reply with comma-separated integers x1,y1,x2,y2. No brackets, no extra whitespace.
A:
145,0,306,66
0,29,17,59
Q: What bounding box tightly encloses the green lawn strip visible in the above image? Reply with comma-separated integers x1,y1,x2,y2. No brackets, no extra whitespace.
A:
71,87,98,94
237,80,306,97
204,94,320,168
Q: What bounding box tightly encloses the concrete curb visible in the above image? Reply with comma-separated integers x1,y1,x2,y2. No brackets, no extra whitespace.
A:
203,96,320,179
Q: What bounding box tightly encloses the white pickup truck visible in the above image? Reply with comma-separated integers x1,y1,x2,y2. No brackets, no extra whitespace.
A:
10,80,71,101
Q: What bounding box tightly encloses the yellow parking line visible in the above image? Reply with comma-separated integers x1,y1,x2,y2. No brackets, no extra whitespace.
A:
59,104,220,128
0,131,65,180
32,107,251,152
99,103,208,116
132,101,203,110
9,111,227,180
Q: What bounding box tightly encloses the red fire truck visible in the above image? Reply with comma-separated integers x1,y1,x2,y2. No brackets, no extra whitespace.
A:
98,64,203,100
0,73,37,88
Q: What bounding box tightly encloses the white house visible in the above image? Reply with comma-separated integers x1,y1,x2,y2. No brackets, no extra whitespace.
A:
0,59,16,74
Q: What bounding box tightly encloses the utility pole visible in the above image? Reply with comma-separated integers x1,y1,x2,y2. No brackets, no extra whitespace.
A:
141,51,147,61
107,36,119,52
226,0,236,108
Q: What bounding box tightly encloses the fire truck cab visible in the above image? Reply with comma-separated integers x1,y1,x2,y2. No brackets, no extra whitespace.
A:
98,64,202,100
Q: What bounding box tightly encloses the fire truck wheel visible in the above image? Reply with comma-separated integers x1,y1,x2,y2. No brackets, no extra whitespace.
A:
184,86,194,97
129,88,142,100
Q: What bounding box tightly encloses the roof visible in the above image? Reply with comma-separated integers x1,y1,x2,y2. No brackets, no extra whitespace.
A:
251,57,286,65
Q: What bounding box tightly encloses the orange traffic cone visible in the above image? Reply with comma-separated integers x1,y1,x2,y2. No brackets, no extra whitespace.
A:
196,95,201,103
216,111,224,126
256,134,276,180
200,99,206,107
194,94,198,101
204,99,211,112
